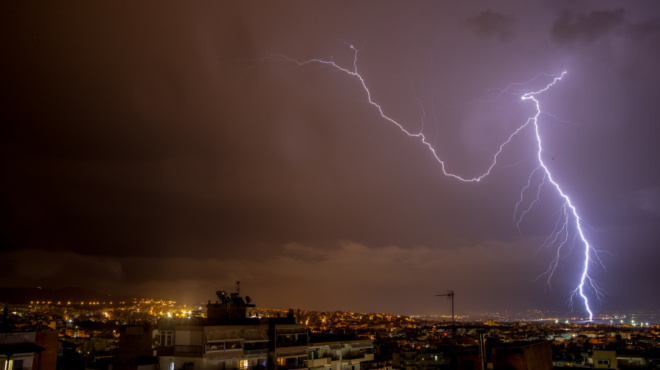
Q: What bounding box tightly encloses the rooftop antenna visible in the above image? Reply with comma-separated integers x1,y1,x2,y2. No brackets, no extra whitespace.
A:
435,290,455,325
236,281,240,296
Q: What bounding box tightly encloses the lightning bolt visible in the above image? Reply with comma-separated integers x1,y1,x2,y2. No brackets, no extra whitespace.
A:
272,46,603,320
520,77,605,320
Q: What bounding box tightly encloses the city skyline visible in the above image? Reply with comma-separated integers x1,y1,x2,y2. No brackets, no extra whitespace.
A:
2,2,660,317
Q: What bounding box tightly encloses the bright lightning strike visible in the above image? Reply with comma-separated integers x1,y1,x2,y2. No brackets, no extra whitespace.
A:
273,46,603,320
519,74,605,320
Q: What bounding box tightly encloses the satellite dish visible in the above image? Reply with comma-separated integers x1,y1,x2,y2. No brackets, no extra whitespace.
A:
245,296,251,304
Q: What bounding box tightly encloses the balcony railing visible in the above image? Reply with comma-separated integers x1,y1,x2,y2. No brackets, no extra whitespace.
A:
306,357,331,367
244,348,268,356
276,340,308,348
277,364,308,370
330,353,374,362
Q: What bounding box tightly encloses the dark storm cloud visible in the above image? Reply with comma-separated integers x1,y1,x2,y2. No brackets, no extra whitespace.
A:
626,19,660,41
2,1,660,316
550,7,660,50
626,188,660,216
0,250,122,286
462,10,515,40
0,240,548,314
551,9,625,45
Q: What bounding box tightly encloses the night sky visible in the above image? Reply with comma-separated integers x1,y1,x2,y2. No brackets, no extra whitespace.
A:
2,2,660,317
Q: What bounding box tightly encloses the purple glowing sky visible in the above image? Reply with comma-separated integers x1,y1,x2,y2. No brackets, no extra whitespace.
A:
2,1,660,316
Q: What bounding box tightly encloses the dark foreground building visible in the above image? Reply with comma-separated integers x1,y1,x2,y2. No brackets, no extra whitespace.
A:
491,340,552,370
156,290,308,370
0,331,58,370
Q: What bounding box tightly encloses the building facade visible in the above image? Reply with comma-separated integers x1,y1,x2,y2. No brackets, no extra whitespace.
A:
307,335,375,370
156,290,309,370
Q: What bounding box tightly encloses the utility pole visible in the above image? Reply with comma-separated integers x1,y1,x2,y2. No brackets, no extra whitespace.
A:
435,290,454,325
476,327,487,370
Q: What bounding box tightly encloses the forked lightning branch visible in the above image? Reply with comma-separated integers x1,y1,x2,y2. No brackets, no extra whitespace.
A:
272,46,604,320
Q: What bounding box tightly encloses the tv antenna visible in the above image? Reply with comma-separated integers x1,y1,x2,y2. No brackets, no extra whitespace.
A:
435,290,455,324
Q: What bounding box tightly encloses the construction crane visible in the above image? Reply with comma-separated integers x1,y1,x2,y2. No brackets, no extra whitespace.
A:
435,290,454,325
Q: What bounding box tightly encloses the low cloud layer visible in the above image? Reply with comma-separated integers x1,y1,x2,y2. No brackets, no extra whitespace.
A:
2,1,660,316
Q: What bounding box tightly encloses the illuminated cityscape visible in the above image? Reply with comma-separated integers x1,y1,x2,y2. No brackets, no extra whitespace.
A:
2,287,660,369
3,1,660,370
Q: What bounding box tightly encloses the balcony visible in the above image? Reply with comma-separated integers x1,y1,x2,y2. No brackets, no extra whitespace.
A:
306,357,331,367
331,353,374,363
244,348,268,356
276,340,308,348
277,364,308,370
277,354,308,370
